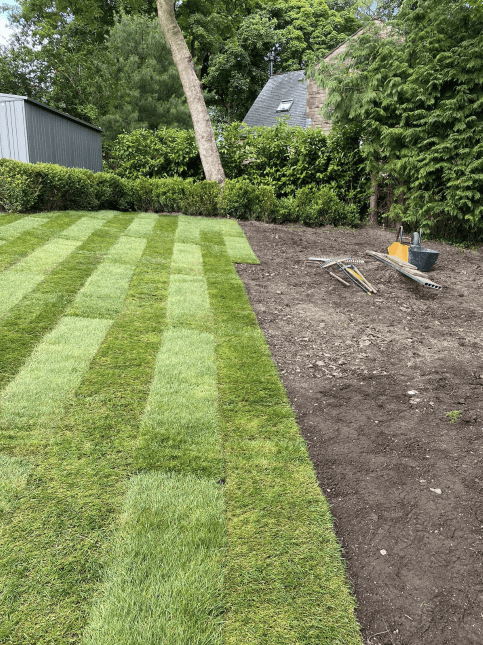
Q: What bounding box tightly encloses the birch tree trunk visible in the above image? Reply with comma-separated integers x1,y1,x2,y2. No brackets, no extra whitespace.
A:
156,0,225,184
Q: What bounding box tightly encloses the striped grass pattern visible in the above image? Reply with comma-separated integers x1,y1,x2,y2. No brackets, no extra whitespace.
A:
0,211,361,645
81,472,224,645
0,316,112,425
0,215,50,240
135,329,221,479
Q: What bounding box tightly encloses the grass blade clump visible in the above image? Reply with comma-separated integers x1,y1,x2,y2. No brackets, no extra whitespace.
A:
0,454,32,513
81,472,224,645
135,328,222,479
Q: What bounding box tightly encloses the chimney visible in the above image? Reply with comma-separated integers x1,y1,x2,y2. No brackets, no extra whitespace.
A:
268,51,274,78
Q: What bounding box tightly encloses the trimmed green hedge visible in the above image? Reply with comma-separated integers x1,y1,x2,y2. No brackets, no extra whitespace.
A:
104,121,368,212
0,159,360,227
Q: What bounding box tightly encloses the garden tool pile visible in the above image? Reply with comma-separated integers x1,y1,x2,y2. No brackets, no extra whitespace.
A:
307,226,442,292
307,257,377,294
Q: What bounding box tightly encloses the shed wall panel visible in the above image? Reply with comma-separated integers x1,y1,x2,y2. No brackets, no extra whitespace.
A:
0,99,29,162
24,103,102,172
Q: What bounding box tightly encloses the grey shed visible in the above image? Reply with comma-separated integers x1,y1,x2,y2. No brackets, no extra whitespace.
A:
0,93,103,172
243,71,307,128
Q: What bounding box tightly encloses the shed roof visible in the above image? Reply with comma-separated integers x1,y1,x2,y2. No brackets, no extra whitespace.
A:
243,71,307,128
0,93,102,132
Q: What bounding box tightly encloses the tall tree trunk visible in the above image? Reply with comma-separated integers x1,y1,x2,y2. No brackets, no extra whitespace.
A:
156,0,225,184
368,173,378,227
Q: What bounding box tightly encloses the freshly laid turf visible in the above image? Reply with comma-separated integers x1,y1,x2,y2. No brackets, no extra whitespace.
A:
0,214,135,392
0,215,50,240
0,215,177,642
81,472,225,645
0,316,112,426
0,454,32,513
0,215,116,318
135,328,221,478
201,234,362,645
0,211,362,645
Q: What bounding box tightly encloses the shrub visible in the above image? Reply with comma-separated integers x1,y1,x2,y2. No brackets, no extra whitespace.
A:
181,181,221,217
0,159,41,212
297,186,360,228
153,177,193,213
93,173,134,211
107,128,203,180
218,179,259,219
272,196,298,224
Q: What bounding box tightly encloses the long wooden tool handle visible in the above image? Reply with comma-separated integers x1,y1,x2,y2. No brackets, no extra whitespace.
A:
328,271,351,286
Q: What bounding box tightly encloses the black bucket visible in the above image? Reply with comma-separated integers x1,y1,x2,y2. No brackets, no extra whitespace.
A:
408,245,439,272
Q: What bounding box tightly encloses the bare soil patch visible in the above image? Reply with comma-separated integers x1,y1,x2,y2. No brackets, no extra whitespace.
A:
236,221,483,645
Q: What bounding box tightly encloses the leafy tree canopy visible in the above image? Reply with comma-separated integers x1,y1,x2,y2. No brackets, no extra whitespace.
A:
204,0,361,123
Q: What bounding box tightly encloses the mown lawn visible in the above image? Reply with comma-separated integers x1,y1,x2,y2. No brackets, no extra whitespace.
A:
0,211,362,645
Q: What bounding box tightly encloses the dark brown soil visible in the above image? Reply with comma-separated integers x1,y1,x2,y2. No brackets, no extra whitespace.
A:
236,221,483,645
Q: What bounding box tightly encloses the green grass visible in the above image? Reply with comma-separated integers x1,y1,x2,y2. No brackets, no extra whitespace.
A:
201,234,362,644
0,454,32,513
81,472,224,645
0,215,177,643
0,212,83,272
0,214,135,392
135,328,222,479
0,215,50,240
124,213,158,238
0,212,361,645
0,316,112,426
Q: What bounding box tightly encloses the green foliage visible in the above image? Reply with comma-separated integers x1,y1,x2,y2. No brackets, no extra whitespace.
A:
107,128,203,180
218,179,259,220
99,14,192,141
0,158,360,228
93,173,134,211
313,0,483,242
445,410,462,423
182,182,222,218
296,185,359,227
0,159,97,213
203,0,361,123
107,121,367,207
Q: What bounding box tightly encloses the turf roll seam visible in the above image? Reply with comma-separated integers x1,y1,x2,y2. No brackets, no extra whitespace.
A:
0,215,50,240
0,213,135,392
0,316,113,426
0,215,118,319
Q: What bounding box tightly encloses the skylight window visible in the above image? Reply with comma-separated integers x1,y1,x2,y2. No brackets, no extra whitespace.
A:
276,100,293,112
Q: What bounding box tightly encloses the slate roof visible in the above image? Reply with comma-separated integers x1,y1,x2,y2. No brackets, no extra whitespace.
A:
243,71,307,128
